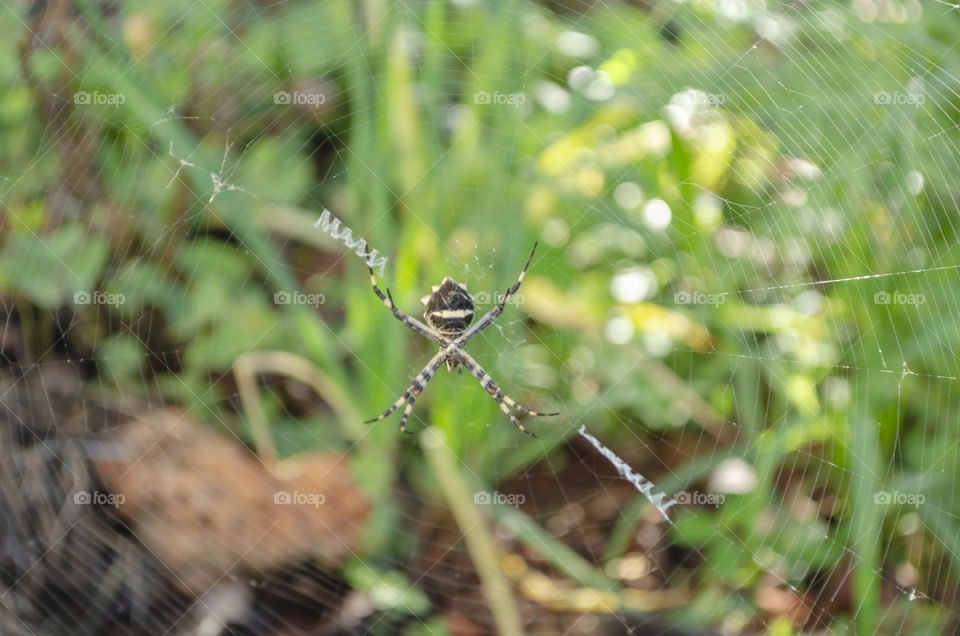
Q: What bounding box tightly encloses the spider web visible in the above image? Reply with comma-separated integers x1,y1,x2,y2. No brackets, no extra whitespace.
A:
2,0,960,634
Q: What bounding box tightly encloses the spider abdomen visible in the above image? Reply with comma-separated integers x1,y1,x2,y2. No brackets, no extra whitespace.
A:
422,276,474,333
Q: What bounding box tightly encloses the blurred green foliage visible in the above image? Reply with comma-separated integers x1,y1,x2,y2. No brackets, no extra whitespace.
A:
2,0,960,632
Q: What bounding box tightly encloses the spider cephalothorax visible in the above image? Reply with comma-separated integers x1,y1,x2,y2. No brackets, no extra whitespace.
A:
421,277,474,333
366,243,558,436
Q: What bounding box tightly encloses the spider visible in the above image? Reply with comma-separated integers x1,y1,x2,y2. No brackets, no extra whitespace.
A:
366,242,558,437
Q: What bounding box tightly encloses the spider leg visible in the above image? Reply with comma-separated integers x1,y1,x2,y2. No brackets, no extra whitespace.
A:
369,268,443,345
364,386,414,424
365,349,448,426
461,352,558,416
459,351,555,437
494,394,534,437
398,396,418,434
456,242,539,349
497,241,538,308
502,399,559,417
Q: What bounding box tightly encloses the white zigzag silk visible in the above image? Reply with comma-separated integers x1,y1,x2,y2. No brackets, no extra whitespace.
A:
314,208,388,275
577,425,676,522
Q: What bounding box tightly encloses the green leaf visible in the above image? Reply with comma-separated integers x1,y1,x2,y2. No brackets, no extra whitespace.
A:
108,261,183,319
0,225,109,309
98,335,145,382
275,3,350,76
235,135,314,204
343,563,431,616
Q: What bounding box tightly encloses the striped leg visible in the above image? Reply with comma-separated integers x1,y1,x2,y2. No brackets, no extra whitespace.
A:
503,398,560,417
457,242,538,349
398,395,419,434
369,268,443,345
460,351,558,417
365,349,447,427
459,351,557,437
493,394,534,437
